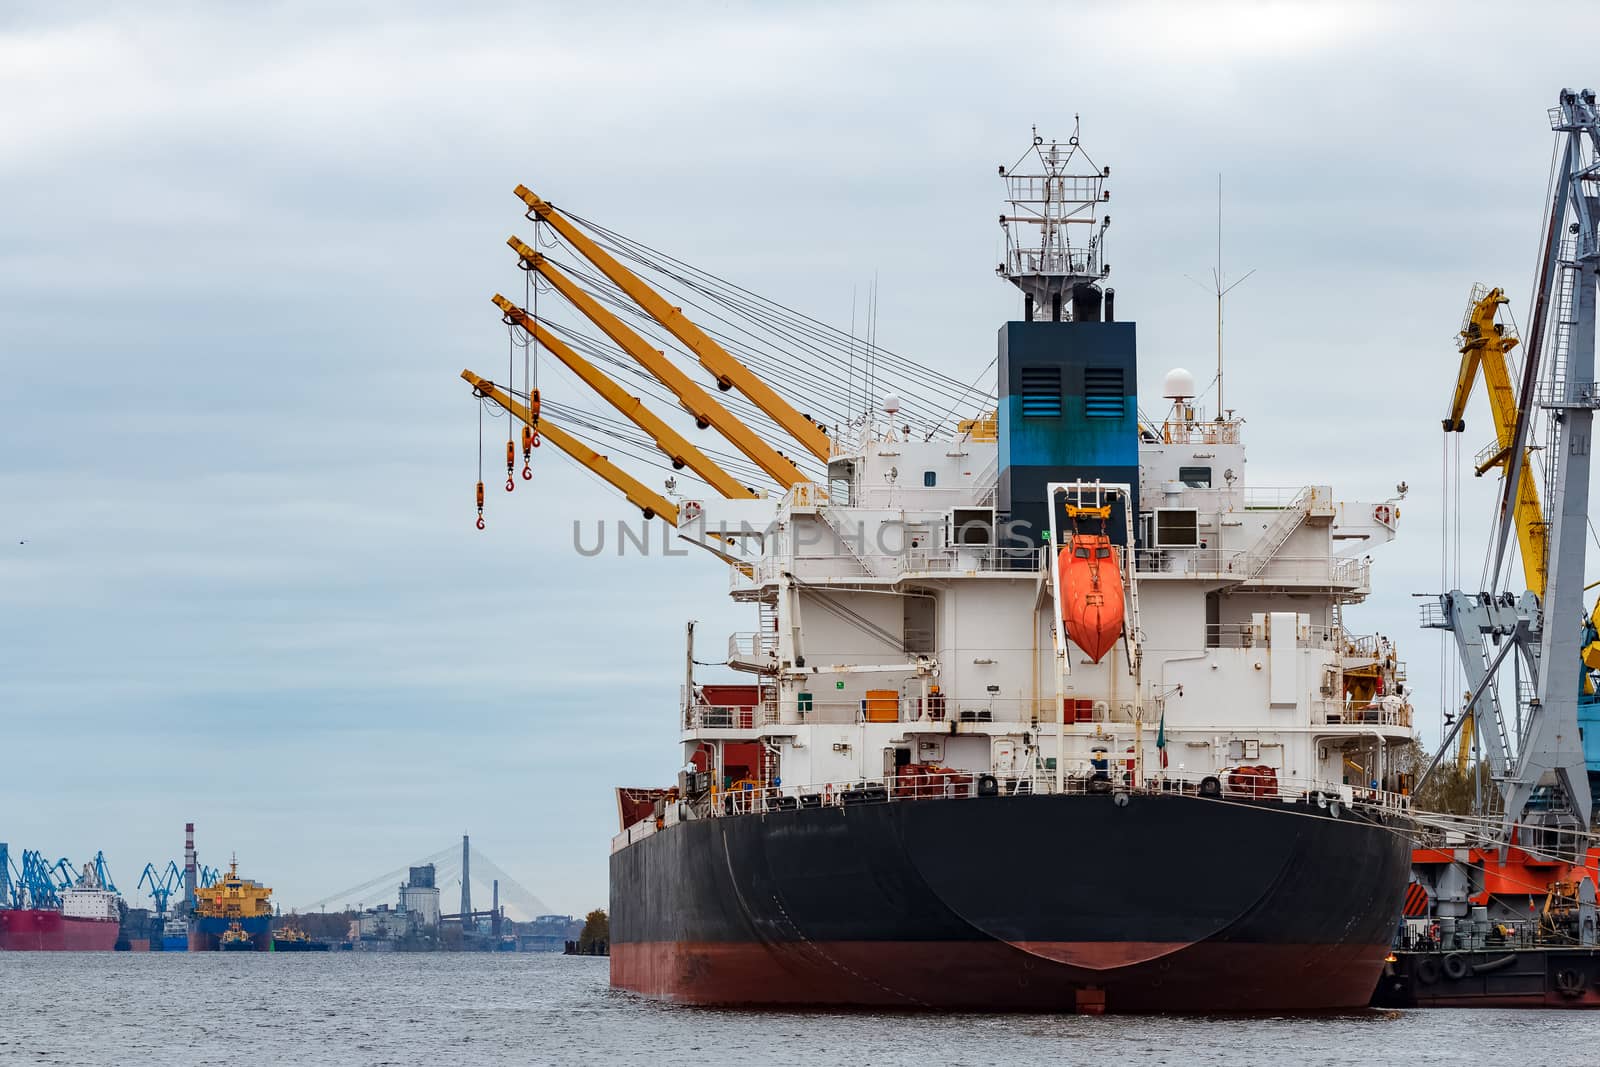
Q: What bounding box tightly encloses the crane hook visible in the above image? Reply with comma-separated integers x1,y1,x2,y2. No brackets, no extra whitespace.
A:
475,481,486,530
521,463,532,480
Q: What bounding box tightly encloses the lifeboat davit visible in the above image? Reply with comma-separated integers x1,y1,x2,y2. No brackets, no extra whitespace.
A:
1057,534,1125,663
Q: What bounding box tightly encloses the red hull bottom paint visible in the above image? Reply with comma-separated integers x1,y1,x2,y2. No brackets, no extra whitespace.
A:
612,939,1389,1012
0,910,120,951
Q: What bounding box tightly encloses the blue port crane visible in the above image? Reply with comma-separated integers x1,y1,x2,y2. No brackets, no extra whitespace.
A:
90,851,118,894
138,861,184,917
198,863,221,889
1,843,14,908
17,850,62,910
50,858,76,889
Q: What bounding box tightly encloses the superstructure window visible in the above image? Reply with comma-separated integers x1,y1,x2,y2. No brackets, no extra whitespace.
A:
923,471,937,487
1020,367,1062,418
1084,367,1124,418
1179,466,1212,488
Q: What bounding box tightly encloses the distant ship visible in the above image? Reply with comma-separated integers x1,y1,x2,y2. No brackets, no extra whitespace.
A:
190,858,272,951
0,862,122,951
271,924,331,952
160,916,190,952
220,921,257,951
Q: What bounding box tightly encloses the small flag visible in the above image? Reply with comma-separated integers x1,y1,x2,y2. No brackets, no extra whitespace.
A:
1156,711,1168,769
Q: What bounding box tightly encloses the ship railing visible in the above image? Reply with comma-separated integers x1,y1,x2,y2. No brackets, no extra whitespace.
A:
1242,485,1316,509
1136,551,1369,588
1314,699,1413,728
728,630,778,662
683,703,758,731
845,484,1006,509
777,546,1044,581
697,770,1414,820
1206,622,1346,650
1397,919,1553,953
1155,419,1242,446
905,546,1043,575
770,694,1146,727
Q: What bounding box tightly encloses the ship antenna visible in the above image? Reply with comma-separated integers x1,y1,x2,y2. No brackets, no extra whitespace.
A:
1210,174,1254,417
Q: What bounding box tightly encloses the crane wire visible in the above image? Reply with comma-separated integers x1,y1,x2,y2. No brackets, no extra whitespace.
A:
556,210,992,404
530,222,995,446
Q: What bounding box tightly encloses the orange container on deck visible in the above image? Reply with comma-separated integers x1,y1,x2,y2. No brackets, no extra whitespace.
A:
863,689,900,722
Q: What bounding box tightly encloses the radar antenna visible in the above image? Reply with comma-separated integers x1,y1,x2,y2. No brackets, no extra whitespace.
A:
997,119,1111,322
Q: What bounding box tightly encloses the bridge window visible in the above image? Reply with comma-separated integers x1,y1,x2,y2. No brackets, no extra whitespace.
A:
1179,465,1212,488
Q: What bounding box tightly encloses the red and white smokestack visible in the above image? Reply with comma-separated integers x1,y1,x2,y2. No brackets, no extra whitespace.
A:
184,822,197,909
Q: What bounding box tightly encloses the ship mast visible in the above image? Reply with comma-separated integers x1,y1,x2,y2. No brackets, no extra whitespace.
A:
997,120,1111,322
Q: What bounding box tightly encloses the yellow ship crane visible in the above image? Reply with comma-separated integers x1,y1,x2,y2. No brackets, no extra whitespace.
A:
463,370,680,524
506,236,811,489
490,295,757,501
514,186,833,463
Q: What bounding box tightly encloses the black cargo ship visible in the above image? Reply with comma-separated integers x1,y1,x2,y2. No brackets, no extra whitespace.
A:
502,125,1421,1013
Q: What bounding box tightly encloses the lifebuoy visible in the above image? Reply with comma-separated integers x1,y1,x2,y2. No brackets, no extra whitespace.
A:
1442,953,1469,981
1374,505,1392,525
823,784,834,805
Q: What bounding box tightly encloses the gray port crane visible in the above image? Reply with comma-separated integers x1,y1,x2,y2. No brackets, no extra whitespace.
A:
1421,88,1600,858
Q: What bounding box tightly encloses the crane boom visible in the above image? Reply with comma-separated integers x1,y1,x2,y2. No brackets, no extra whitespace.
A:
1445,287,1548,595
491,295,757,500
514,186,833,462
462,370,680,524
506,237,811,489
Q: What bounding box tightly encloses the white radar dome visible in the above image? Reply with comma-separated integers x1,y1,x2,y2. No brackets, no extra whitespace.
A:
1162,368,1197,400
880,395,902,415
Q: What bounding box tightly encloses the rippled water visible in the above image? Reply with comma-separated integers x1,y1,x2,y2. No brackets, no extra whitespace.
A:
2,952,1596,1066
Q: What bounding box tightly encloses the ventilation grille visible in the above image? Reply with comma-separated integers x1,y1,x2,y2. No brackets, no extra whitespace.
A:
1020,367,1062,418
1084,367,1125,418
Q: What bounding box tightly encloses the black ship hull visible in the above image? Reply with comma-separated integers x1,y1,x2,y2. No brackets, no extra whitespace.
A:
1373,948,1600,1008
610,792,1410,1012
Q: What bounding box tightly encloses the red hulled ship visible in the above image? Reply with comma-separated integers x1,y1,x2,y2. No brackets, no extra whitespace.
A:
0,862,121,951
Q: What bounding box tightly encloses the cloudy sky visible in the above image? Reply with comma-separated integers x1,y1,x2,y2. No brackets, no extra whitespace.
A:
2,1,1596,913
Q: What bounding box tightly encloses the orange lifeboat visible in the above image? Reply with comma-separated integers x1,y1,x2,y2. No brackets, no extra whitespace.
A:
1057,534,1125,663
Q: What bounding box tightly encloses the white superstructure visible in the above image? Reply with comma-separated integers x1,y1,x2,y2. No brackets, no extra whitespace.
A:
61,863,120,922
669,393,1412,814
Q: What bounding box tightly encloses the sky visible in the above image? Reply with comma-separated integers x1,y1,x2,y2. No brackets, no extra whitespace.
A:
2,0,1597,914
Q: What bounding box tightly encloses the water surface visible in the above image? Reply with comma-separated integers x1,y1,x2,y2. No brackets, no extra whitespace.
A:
2,953,1593,1065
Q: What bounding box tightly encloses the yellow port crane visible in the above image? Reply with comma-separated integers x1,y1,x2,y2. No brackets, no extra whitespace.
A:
490,295,757,500
514,186,833,463
1443,287,1537,772
1442,285,1600,770
507,236,811,489
462,370,679,524
1444,286,1547,590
